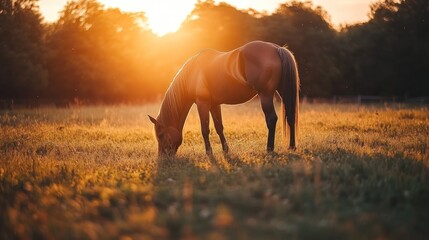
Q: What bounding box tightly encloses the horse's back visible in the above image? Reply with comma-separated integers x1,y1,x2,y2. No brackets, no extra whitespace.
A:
240,41,280,65
193,48,254,104
193,41,282,104
239,41,282,92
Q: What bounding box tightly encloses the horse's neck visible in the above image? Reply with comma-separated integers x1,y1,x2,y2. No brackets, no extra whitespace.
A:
157,73,194,132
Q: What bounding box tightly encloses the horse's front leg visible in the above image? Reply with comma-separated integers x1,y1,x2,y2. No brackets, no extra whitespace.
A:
210,105,229,153
260,94,278,152
196,100,213,155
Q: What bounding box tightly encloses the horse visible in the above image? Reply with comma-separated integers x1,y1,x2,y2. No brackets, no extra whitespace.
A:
148,41,300,157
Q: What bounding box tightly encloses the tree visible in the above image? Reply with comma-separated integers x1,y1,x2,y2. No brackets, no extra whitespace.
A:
0,0,47,98
338,0,429,97
2,0,426,102
258,1,340,97
179,0,259,51
46,0,156,102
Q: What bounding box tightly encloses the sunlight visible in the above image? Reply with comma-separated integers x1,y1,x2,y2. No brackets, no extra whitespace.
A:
101,0,196,36
39,0,373,35
143,1,196,36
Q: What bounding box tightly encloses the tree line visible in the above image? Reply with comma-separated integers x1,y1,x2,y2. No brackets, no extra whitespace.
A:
0,0,428,103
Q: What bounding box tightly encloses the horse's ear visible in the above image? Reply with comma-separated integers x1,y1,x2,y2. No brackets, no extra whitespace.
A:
148,115,158,125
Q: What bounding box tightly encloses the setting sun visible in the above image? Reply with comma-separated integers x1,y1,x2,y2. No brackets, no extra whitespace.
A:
101,0,196,36
39,0,373,36
39,0,196,36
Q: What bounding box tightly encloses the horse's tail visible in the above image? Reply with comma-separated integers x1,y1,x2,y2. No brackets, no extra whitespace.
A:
277,47,300,149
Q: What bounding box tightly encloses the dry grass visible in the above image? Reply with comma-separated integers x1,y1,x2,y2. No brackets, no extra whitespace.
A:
1,102,428,239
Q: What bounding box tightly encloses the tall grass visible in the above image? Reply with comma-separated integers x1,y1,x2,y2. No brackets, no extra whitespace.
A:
1,102,428,239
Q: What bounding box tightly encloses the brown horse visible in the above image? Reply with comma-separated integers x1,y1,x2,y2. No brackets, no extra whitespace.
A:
149,41,300,156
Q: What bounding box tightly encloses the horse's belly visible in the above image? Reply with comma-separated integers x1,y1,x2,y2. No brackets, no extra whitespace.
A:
202,49,257,105
211,80,256,105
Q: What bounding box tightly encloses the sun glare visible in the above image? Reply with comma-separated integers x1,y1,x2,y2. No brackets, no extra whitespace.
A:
39,0,373,35
101,0,196,36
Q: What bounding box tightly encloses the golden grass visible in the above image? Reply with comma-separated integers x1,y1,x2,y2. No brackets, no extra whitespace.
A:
1,102,428,239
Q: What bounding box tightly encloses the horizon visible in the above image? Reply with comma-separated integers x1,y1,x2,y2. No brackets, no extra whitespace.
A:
38,0,373,36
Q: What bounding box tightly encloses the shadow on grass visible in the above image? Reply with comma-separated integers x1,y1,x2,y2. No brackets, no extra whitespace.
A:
149,148,429,240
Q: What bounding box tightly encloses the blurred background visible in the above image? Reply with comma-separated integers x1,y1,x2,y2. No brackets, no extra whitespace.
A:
0,0,428,106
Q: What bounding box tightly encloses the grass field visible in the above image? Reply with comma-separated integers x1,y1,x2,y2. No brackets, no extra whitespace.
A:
1,102,428,239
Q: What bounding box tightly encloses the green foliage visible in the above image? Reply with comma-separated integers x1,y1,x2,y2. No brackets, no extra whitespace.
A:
258,1,340,97
46,0,157,102
0,0,428,101
0,103,428,239
0,0,47,98
338,0,429,97
179,1,259,50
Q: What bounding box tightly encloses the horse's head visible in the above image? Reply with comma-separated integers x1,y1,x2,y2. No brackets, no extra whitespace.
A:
148,115,182,157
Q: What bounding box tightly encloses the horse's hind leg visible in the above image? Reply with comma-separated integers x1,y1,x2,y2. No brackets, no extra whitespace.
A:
196,100,213,155
210,105,229,153
260,94,278,152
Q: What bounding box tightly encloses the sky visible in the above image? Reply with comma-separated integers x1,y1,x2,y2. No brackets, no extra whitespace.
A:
38,0,374,35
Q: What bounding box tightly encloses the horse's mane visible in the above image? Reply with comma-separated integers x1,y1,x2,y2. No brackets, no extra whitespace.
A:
157,54,199,126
